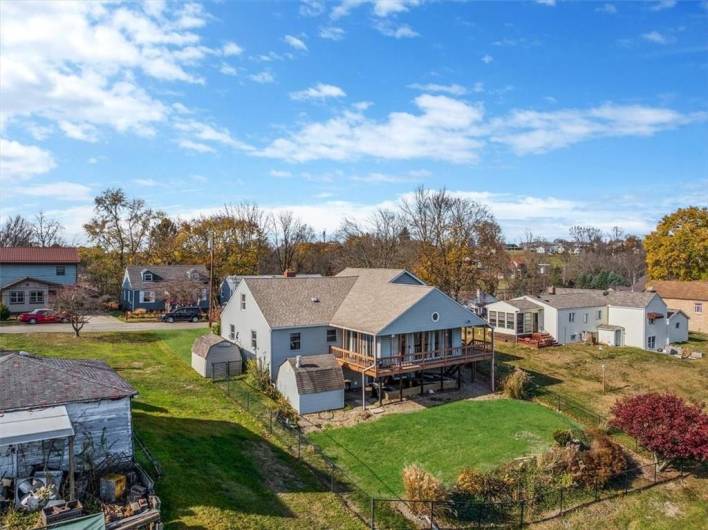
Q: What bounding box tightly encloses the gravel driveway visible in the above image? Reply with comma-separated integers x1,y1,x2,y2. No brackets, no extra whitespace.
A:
0,314,209,333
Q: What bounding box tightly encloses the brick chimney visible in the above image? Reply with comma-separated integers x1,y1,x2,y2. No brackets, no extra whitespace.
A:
284,270,296,278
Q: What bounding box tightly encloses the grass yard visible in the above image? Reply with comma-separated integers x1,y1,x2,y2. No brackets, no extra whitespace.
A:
0,331,362,530
310,399,577,497
495,332,708,418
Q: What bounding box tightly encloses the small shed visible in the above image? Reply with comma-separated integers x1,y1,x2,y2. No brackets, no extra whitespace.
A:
667,310,689,344
597,324,624,347
191,334,242,379
276,354,345,415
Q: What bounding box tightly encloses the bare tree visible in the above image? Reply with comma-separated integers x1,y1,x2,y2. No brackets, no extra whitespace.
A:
337,209,409,269
33,211,65,247
161,277,207,310
0,215,34,246
269,211,314,273
54,286,99,337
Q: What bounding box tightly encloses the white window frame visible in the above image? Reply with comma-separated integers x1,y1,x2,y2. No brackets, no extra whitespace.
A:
648,336,656,349
142,271,154,282
290,332,301,351
597,310,602,320
29,290,44,304
140,290,156,303
583,313,588,324
695,303,703,313
229,324,235,341
9,291,25,305
569,312,575,323
240,293,246,310
251,330,257,349
326,328,337,342
56,265,66,276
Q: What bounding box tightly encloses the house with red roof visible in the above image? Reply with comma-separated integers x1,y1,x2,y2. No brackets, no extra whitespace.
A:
0,247,80,313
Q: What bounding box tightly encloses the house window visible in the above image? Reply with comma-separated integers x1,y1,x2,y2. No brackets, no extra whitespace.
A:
200,288,207,300
9,291,24,305
290,332,301,351
431,312,440,322
489,311,497,327
695,303,703,313
142,271,153,282
506,313,514,330
569,313,575,323
240,293,246,310
29,291,44,304
140,290,155,303
570,334,577,341
327,328,337,342
597,310,602,320
251,330,257,349
648,336,656,349
56,265,65,276
583,313,588,324
229,324,235,341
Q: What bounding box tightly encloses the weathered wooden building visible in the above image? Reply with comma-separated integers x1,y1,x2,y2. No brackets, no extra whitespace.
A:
0,351,137,481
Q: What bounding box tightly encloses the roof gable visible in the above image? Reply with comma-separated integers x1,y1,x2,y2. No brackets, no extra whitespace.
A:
0,352,137,412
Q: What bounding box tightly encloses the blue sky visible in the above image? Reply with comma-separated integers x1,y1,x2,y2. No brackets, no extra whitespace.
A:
1,0,706,243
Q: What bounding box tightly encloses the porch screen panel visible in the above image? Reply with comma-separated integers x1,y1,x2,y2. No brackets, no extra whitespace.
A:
516,313,524,333
506,313,514,329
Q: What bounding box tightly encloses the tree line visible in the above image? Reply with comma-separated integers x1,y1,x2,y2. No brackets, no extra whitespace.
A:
2,190,706,301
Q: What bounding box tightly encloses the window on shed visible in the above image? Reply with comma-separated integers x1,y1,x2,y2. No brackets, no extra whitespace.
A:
229,324,235,340
9,291,24,304
30,291,44,304
489,310,497,327
326,328,337,342
675,322,680,329
240,293,246,310
56,265,65,276
251,330,257,349
569,313,575,323
290,332,301,351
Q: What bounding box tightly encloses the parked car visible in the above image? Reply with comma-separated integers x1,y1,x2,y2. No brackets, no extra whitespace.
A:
160,306,203,323
18,308,68,324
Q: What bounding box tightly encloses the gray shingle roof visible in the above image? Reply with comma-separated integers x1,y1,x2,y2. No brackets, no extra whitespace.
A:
192,333,238,358
529,290,657,309
243,276,357,328
0,352,137,412
597,324,624,331
506,299,543,311
125,264,208,290
286,354,345,394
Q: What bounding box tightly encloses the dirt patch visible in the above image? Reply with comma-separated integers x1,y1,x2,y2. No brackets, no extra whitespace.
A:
662,500,683,518
247,440,305,492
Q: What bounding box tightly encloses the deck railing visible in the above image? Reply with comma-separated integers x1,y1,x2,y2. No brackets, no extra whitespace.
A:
330,341,493,376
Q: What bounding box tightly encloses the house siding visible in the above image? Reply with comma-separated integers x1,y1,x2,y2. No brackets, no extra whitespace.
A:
271,326,335,381
1,278,58,313
276,361,344,414
668,312,689,344
0,263,78,287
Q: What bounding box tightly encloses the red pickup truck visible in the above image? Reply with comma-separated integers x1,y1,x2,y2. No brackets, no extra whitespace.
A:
18,309,68,324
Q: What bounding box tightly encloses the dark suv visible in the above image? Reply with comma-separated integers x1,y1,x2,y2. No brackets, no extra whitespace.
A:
161,306,203,323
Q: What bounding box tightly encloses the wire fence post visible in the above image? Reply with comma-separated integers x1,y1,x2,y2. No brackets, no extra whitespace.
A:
654,461,657,483
594,478,599,501
519,499,525,528
557,395,561,412
246,390,250,411
297,428,301,459
269,409,273,433
370,497,375,529
623,469,629,494
559,486,564,515
429,500,434,529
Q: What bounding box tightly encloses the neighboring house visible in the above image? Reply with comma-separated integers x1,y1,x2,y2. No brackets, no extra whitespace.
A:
667,310,690,343
644,280,708,334
486,289,675,351
121,264,208,311
462,289,498,317
220,268,493,413
219,272,321,304
277,354,345,414
0,351,137,480
0,247,80,313
191,333,242,379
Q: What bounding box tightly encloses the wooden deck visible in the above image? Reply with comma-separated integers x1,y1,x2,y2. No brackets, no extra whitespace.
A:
331,343,493,377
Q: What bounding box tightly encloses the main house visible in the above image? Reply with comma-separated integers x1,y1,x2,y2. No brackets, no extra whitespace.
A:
220,268,494,412
219,272,321,304
644,280,707,334
486,288,688,351
0,247,80,313
121,264,209,311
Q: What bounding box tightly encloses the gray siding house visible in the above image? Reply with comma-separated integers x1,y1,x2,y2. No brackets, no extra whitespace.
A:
220,268,494,413
121,264,209,311
219,272,321,304
0,351,137,480
0,247,80,313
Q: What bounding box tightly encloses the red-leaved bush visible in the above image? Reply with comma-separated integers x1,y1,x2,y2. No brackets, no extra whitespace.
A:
610,393,708,468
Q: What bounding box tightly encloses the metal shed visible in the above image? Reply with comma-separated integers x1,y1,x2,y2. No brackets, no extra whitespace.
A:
191,334,242,379
276,354,345,414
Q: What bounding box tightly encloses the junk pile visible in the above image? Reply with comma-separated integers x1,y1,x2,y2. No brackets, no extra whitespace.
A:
95,469,161,530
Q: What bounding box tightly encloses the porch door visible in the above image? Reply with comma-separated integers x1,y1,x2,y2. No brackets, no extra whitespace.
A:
398,334,407,357
533,313,539,333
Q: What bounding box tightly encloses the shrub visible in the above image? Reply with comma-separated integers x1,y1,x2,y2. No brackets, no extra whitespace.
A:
611,393,708,469
587,431,626,486
553,429,572,447
455,467,514,502
553,428,589,448
212,321,221,335
0,303,10,321
502,369,531,400
402,464,447,513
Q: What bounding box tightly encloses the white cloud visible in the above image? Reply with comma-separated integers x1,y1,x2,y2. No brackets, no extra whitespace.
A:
178,139,216,153
249,71,275,83
319,26,345,40
473,82,485,93
290,83,346,101
331,0,422,19
650,0,676,11
258,94,485,163
58,121,98,142
408,83,467,96
133,178,160,187
219,63,238,76
222,41,243,56
351,171,428,183
375,21,419,38
175,119,253,151
7,181,92,201
596,3,617,14
0,138,56,181
481,54,494,64
536,0,556,6
642,31,670,45
284,35,308,51
300,0,326,17
270,169,293,178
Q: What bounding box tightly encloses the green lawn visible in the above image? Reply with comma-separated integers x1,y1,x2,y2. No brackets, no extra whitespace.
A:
310,399,576,497
0,331,361,530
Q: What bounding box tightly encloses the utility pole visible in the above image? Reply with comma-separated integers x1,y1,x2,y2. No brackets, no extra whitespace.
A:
208,232,214,328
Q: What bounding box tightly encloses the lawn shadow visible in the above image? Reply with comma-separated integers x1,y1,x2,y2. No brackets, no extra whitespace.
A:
133,412,335,524
132,401,169,414
93,332,162,344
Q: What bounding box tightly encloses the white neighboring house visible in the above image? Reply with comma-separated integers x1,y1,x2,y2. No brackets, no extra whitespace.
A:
486,289,676,352
220,268,493,413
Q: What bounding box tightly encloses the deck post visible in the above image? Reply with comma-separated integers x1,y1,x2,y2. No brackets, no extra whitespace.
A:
420,371,424,395
490,326,496,393
68,436,75,501
362,371,366,411
399,373,403,402
378,377,383,406
440,366,444,391
457,365,461,389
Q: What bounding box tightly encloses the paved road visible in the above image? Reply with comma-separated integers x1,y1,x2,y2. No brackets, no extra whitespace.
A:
0,314,210,334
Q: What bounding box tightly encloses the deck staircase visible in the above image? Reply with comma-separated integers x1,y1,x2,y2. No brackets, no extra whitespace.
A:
518,332,558,349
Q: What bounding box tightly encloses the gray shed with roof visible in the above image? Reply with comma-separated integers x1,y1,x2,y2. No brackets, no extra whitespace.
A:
191,333,242,378
276,354,345,414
